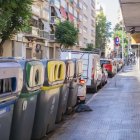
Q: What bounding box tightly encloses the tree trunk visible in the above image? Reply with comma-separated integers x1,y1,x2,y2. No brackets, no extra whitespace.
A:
0,39,6,56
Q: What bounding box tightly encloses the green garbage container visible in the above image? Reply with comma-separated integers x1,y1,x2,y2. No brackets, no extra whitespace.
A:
32,60,66,140
10,59,44,140
56,59,75,123
0,59,23,140
67,59,83,111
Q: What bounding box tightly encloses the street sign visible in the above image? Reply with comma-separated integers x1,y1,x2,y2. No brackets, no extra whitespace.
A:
114,37,120,46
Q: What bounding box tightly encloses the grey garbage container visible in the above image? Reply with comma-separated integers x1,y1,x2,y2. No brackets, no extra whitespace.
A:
10,59,44,140
67,59,83,112
56,60,75,123
0,59,23,140
32,60,66,140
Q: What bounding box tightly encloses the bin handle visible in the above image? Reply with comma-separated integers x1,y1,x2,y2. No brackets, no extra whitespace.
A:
0,96,17,103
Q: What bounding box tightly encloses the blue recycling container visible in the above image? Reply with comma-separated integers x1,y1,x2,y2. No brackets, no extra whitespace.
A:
0,59,23,140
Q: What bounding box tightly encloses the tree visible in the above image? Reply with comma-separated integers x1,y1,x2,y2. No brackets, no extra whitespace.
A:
113,22,128,56
114,21,123,31
84,43,94,51
0,0,32,56
55,20,79,50
96,11,112,51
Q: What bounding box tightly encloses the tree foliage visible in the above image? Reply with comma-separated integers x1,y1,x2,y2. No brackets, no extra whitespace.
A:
96,11,112,50
55,20,79,49
113,21,128,48
0,0,32,56
84,43,95,51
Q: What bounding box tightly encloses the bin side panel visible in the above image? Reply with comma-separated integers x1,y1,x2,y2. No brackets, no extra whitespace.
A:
56,83,70,123
67,81,78,109
32,88,60,139
10,94,37,140
0,104,14,140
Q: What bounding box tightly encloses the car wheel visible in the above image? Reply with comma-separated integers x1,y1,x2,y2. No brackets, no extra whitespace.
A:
99,82,103,89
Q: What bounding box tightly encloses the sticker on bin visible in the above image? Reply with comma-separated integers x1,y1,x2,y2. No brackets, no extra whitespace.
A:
0,106,10,116
22,100,28,111
50,97,56,114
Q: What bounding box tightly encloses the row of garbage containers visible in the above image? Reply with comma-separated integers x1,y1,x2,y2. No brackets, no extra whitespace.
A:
0,58,83,140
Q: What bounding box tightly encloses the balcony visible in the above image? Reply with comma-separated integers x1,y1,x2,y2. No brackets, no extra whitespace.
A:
78,41,83,46
39,30,49,39
50,16,60,24
49,34,56,41
77,2,83,9
41,10,49,21
91,21,95,27
32,5,40,17
25,26,49,40
50,0,60,9
78,28,82,34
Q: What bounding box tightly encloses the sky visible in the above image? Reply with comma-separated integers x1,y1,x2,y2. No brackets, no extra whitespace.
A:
98,0,121,29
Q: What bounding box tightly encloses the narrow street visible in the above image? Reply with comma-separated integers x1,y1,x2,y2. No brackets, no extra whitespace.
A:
48,66,140,140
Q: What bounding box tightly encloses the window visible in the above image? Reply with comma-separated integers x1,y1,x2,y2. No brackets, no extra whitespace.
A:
83,15,88,22
83,2,87,10
61,0,67,9
31,18,38,27
83,38,88,44
74,0,77,4
54,0,60,9
74,9,77,18
83,26,87,33
69,5,73,13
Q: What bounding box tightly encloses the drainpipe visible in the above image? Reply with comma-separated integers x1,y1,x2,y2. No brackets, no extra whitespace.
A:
12,40,14,57
122,26,124,61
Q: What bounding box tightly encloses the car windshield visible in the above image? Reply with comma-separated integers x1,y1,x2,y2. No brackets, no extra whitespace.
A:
100,60,111,65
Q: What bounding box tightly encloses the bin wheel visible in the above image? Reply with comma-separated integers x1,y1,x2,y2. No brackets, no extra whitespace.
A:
93,83,98,93
98,82,102,89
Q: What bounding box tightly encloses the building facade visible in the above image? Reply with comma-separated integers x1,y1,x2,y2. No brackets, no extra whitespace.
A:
3,0,50,59
80,0,96,48
2,0,96,58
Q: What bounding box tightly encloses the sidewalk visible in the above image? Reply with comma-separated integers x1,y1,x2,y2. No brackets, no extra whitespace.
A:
48,66,140,140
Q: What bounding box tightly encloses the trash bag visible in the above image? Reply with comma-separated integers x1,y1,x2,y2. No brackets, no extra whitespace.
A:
75,104,92,113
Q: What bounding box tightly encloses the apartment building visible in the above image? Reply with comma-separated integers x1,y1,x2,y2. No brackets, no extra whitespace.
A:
80,0,96,48
3,0,50,59
48,0,83,58
2,0,96,58
48,0,96,55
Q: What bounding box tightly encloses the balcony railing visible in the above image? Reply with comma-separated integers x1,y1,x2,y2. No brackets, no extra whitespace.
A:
39,30,49,39
31,26,39,36
26,26,49,40
50,16,59,24
49,34,55,41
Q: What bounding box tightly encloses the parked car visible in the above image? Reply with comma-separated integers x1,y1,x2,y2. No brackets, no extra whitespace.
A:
100,59,117,78
101,67,108,85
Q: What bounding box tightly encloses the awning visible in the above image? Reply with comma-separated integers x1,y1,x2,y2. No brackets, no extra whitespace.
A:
68,13,74,22
131,33,140,44
120,0,140,33
60,7,67,19
55,7,61,19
